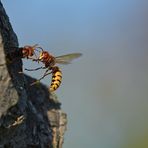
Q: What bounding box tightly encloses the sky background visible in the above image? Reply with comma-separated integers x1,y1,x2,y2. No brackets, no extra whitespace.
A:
2,0,148,148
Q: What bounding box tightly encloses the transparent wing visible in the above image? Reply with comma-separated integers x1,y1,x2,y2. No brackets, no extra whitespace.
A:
55,53,82,65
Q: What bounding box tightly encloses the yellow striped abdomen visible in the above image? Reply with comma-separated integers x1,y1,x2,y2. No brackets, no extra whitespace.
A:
49,66,62,92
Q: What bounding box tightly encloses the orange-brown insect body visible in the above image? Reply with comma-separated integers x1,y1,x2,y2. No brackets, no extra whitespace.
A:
21,45,36,58
19,44,41,59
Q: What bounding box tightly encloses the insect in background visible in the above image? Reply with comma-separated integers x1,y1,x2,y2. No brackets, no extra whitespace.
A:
25,50,82,92
5,44,41,65
19,44,42,59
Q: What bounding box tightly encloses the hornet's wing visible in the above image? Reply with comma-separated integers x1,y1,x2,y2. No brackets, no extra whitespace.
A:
55,53,82,65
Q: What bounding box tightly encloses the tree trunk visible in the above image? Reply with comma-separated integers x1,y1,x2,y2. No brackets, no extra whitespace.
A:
0,1,67,148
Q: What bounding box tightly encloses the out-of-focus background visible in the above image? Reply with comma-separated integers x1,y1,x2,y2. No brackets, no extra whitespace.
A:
2,0,148,148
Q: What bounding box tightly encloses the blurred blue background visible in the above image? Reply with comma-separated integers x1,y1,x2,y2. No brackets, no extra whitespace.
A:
2,0,148,147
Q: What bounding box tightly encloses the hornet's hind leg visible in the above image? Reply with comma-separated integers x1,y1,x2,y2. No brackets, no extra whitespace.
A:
30,69,52,86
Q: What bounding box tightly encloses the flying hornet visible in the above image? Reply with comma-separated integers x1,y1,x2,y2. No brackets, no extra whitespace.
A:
25,48,82,92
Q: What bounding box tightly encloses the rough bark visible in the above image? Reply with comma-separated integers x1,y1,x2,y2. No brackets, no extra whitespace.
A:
0,1,67,148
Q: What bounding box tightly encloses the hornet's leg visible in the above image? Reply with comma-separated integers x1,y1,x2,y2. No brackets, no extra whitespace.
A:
19,66,46,74
30,69,52,86
25,66,46,71
33,52,38,60
27,57,39,61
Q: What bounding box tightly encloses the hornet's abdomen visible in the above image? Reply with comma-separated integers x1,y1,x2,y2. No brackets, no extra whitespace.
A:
50,66,62,92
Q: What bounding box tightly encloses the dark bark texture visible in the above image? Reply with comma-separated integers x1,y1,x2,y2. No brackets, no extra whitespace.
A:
0,1,67,148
